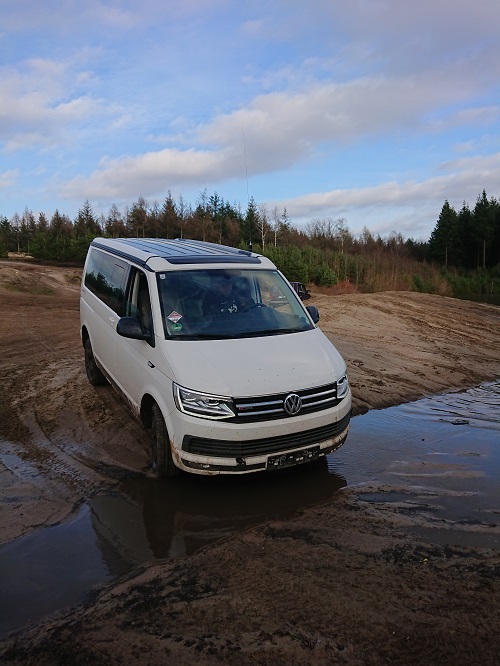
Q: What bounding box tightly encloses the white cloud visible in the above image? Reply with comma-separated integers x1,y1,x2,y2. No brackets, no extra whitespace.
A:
0,0,228,34
0,169,19,189
0,58,116,152
438,151,500,180
202,45,500,159
292,0,500,64
57,58,499,203
59,148,232,200
280,151,500,238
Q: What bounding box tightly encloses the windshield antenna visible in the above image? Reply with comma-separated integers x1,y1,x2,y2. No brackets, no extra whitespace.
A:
242,124,252,252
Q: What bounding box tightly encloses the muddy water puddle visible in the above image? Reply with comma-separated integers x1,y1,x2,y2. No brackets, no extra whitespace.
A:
1,381,499,637
329,380,500,547
0,464,346,637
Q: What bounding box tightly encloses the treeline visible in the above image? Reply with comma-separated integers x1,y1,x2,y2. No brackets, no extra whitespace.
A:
428,190,500,270
1,189,499,297
0,193,245,264
0,190,428,267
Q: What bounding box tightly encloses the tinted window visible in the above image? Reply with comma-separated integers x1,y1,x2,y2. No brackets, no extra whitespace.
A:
84,248,128,314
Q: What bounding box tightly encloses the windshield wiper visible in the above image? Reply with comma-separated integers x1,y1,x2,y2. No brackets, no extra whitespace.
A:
240,328,302,337
168,333,244,340
167,327,305,340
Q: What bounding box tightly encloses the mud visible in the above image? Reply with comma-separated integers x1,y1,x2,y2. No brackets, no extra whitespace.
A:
1,259,500,665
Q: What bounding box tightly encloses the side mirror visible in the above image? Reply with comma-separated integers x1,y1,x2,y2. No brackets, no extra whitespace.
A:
116,316,153,342
306,305,320,324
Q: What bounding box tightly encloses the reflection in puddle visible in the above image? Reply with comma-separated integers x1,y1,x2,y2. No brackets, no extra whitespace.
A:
96,462,346,562
0,505,124,638
0,461,346,637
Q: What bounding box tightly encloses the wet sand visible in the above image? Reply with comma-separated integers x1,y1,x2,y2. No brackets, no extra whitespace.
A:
1,260,500,665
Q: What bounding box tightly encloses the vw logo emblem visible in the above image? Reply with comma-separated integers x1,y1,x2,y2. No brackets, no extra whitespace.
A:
283,393,302,416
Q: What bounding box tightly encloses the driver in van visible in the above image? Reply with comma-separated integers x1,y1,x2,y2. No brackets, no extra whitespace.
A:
235,279,255,311
203,273,255,314
203,272,239,314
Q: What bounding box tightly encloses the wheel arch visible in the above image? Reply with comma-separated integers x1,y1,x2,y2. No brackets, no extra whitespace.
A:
81,325,90,347
140,393,156,429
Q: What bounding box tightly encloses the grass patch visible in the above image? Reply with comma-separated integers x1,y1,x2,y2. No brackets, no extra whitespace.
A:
3,281,55,295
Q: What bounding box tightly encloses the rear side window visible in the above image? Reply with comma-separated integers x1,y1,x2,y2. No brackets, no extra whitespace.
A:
84,248,128,314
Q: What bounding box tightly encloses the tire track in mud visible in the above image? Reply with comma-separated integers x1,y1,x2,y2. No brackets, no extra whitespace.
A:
15,358,150,484
1,354,151,544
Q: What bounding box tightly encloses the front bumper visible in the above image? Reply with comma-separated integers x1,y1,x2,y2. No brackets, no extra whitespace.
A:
178,411,350,474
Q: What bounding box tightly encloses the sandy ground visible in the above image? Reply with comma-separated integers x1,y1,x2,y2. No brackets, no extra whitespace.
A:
1,259,500,665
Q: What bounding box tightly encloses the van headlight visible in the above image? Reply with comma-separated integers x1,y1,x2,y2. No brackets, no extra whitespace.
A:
173,383,235,420
337,373,349,399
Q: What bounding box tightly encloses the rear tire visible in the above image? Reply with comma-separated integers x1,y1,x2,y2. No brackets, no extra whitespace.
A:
151,403,179,478
84,338,107,386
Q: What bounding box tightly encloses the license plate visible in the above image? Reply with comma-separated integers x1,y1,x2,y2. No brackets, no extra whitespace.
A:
267,446,320,469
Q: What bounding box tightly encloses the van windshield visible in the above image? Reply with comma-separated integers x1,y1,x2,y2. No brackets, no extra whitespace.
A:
156,269,314,339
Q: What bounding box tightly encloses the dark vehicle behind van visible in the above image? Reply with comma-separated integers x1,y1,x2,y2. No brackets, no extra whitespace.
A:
290,282,311,300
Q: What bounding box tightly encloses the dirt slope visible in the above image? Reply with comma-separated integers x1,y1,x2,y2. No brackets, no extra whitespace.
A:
316,289,500,414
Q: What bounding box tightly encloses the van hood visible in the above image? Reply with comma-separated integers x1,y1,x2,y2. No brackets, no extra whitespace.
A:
160,328,346,397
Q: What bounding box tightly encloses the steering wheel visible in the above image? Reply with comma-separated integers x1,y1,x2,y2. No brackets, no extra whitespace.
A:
244,302,268,311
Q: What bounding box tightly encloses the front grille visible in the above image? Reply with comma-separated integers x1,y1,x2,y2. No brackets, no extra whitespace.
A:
232,382,341,422
182,411,350,458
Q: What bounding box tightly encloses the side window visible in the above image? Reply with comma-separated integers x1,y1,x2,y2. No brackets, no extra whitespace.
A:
125,269,155,346
84,248,128,314
259,273,294,314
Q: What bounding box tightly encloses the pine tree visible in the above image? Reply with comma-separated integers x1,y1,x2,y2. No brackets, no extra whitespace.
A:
429,200,459,268
472,190,495,269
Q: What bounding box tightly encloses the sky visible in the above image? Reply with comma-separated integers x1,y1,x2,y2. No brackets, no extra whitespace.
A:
1,0,500,241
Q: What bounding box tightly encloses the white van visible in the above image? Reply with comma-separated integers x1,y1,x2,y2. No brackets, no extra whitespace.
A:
80,238,351,477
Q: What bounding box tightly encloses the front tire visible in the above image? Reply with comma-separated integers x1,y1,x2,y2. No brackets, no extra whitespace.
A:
84,338,107,386
151,403,179,478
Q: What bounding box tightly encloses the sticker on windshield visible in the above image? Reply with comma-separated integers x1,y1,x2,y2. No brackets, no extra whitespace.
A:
171,322,183,332
167,311,183,323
